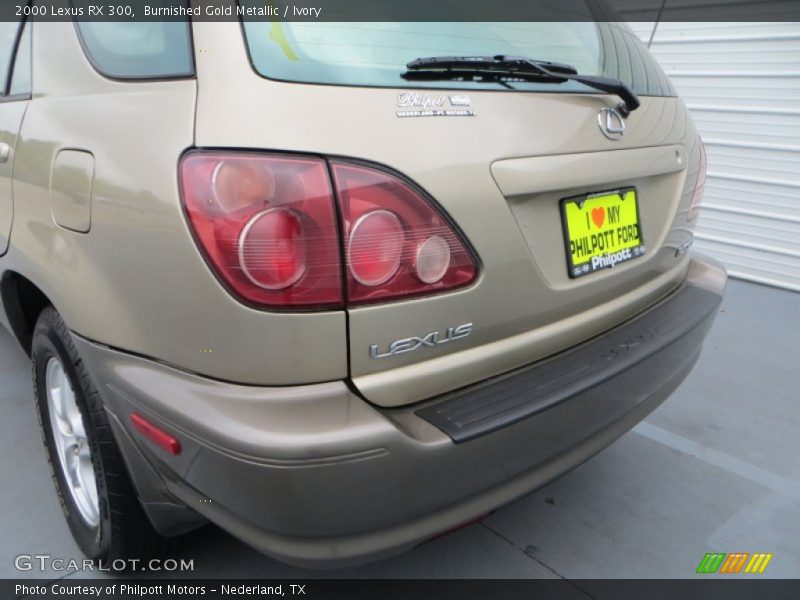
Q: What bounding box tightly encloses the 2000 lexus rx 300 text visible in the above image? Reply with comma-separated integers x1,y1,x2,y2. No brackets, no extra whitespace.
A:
0,15,726,567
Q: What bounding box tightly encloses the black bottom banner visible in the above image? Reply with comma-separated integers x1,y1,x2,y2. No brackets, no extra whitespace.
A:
4,579,800,600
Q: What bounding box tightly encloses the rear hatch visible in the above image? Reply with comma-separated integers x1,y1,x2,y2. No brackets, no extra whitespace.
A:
193,20,702,407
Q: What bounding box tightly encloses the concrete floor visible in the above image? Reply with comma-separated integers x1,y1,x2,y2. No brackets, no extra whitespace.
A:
0,279,797,581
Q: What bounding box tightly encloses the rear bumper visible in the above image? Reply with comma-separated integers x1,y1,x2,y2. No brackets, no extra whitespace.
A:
74,255,726,568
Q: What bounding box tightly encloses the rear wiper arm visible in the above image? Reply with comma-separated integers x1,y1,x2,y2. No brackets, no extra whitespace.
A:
402,55,640,116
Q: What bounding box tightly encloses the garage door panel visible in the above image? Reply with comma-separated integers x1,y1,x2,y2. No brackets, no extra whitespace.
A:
703,180,800,217
641,21,800,291
698,211,800,248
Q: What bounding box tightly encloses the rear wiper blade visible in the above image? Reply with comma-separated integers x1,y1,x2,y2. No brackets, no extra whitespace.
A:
402,55,640,116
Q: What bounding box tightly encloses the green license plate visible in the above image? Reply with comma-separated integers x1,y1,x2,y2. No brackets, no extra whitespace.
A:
560,187,646,279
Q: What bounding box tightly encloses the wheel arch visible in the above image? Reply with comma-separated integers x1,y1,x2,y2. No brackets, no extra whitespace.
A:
0,270,53,356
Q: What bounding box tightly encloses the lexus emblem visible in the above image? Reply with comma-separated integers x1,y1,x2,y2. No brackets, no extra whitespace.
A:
598,107,626,140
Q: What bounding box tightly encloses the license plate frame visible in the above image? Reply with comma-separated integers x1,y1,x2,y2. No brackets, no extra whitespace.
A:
559,186,646,279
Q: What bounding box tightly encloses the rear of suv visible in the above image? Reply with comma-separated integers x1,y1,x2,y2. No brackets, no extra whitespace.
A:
0,11,726,568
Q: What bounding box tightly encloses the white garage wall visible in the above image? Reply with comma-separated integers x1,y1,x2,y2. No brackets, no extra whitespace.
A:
630,22,800,292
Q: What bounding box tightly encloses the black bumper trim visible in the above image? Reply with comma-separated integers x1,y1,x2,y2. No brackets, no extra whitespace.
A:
416,283,722,443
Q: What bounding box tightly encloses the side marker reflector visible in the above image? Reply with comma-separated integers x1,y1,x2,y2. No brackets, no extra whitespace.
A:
130,413,182,455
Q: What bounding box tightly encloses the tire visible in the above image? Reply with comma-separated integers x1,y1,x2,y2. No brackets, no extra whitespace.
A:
32,306,168,570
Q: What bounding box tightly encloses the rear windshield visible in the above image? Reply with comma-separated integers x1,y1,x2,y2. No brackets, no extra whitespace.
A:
240,20,676,97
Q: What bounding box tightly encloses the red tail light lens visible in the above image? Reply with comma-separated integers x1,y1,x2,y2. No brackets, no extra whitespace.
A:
180,152,478,310
415,235,451,284
688,139,707,221
180,153,343,309
348,209,405,286
239,208,306,290
332,162,478,305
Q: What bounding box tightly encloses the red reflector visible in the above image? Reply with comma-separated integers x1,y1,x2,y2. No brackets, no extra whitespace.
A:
129,413,181,455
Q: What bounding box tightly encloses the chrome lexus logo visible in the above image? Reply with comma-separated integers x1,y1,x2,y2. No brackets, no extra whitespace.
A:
369,323,473,359
598,107,626,140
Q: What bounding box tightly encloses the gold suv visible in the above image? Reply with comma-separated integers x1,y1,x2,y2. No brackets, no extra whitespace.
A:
0,15,726,567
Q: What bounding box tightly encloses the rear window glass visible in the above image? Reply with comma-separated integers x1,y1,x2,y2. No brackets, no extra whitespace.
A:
73,20,194,79
9,21,31,96
0,20,20,93
240,20,675,98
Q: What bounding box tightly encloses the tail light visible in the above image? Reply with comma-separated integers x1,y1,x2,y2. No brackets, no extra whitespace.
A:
687,139,707,221
332,162,477,305
180,153,343,309
180,152,478,310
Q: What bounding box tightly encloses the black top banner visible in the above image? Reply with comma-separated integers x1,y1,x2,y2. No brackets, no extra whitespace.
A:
3,0,800,22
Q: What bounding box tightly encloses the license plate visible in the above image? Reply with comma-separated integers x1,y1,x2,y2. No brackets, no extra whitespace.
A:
560,187,646,278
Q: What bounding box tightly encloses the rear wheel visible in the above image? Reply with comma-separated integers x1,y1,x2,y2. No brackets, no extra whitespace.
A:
32,306,168,569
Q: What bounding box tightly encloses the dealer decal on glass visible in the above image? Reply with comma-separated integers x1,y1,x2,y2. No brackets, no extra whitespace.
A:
560,187,646,278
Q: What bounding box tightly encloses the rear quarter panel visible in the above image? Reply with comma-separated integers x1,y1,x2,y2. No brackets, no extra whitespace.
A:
2,21,346,384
